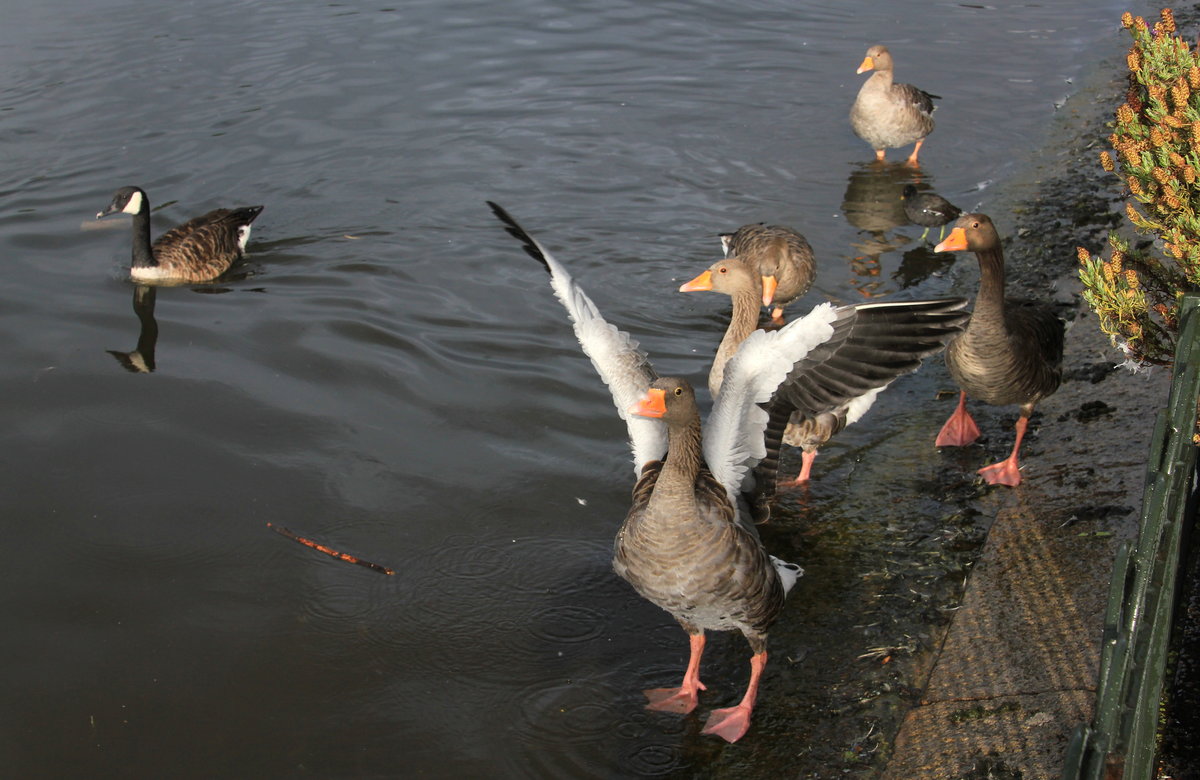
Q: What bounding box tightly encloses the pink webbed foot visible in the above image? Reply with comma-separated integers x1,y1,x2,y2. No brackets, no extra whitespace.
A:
977,456,1022,487
643,681,706,714
936,392,980,447
645,632,706,714
977,415,1031,487
699,650,767,742
701,703,753,743
904,139,925,168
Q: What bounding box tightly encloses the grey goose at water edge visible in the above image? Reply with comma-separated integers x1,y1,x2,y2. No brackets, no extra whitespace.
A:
717,223,816,324
933,213,1065,487
96,186,264,284
490,201,846,743
850,44,938,166
679,256,968,488
901,184,961,243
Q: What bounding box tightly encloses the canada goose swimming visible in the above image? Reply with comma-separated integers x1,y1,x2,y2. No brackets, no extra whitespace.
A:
901,184,961,243
718,223,816,324
96,186,264,284
850,45,938,166
680,256,967,487
934,214,1065,487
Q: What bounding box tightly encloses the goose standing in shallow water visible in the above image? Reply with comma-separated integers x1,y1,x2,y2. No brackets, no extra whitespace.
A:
96,186,264,284
902,184,961,243
850,44,937,166
934,214,1065,487
488,201,961,740
491,202,850,742
718,223,816,324
680,256,968,487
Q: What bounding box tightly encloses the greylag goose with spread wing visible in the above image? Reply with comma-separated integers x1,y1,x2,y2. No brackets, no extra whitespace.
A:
489,201,963,740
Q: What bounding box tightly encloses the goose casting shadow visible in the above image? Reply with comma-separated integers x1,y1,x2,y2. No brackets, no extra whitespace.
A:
489,201,961,741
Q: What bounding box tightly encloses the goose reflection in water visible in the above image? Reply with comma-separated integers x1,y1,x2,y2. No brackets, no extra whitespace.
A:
108,284,158,373
106,281,258,374
840,161,912,299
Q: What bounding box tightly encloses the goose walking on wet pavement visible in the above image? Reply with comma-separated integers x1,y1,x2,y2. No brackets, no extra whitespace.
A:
934,214,1065,487
96,186,264,284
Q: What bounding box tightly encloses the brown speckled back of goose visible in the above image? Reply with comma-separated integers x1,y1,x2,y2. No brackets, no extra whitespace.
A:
152,205,264,282
724,224,815,308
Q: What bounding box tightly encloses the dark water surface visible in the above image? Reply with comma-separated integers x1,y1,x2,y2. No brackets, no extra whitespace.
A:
0,1,1145,776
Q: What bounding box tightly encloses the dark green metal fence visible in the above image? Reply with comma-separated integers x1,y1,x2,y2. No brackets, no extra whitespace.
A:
1062,293,1200,779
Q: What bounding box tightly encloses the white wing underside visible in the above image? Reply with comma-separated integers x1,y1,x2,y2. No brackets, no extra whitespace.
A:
704,303,840,503
845,384,886,427
532,236,667,475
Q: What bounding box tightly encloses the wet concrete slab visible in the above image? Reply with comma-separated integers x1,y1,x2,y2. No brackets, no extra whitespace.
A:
885,313,1168,778
881,50,1175,779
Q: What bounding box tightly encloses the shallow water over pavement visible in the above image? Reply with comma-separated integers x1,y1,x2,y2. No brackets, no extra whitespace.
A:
0,1,1146,775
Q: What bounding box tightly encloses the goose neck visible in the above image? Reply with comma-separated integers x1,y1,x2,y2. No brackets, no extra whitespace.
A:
711,288,760,396
973,245,1007,318
648,416,704,509
129,207,157,269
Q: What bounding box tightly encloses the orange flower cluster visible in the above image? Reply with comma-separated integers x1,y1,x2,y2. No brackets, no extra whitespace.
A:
1079,8,1199,367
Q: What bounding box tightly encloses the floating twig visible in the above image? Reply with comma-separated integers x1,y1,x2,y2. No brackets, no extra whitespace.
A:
267,523,394,575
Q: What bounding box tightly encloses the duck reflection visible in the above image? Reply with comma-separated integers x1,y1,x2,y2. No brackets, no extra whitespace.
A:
841,160,912,235
107,284,158,373
840,162,911,298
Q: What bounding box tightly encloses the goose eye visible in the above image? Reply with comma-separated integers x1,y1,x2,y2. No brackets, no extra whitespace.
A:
718,267,728,274
673,387,683,396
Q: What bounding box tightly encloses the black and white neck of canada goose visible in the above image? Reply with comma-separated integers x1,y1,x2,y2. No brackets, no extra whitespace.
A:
97,186,156,271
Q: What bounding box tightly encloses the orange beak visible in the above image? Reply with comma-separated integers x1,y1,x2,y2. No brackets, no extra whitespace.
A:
631,388,667,418
934,226,968,253
761,274,778,306
679,269,713,292
856,55,875,74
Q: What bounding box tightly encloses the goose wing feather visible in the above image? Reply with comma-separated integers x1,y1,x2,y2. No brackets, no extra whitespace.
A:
489,202,667,474
152,205,264,277
702,302,843,502
771,298,969,414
